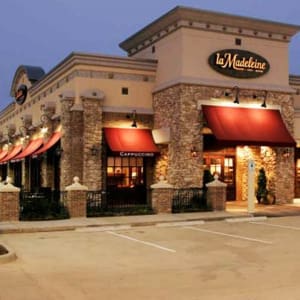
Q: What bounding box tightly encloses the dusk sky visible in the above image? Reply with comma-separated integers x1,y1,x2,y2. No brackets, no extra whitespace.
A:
1,0,300,110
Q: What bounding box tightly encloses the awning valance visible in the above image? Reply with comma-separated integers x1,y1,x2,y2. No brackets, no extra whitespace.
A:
0,145,23,164
11,138,43,162
32,131,61,158
104,128,159,156
0,149,8,162
202,105,296,147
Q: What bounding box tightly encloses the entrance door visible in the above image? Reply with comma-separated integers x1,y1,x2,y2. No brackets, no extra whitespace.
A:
106,156,147,205
203,155,236,201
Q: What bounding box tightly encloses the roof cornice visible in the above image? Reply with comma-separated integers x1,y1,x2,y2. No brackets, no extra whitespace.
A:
120,6,300,53
29,52,157,96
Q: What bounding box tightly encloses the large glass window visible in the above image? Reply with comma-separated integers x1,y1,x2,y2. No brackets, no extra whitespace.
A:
107,156,144,188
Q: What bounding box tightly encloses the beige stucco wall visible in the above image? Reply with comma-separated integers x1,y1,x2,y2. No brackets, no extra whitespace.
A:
134,27,290,91
0,59,156,139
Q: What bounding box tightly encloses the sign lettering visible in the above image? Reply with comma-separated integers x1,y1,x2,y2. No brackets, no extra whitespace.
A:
208,49,270,78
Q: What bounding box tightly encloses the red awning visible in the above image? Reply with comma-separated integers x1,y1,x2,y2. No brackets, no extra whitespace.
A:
0,149,8,162
11,138,43,162
32,131,62,158
0,145,23,164
202,105,296,147
104,128,159,156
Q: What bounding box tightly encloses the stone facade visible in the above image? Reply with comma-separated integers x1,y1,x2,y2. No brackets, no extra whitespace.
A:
82,97,103,190
60,97,75,190
153,85,203,188
154,84,295,203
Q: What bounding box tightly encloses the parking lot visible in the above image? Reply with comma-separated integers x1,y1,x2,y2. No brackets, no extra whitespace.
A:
1,216,300,299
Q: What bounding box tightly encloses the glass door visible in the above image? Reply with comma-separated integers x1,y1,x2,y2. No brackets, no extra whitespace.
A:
203,155,236,201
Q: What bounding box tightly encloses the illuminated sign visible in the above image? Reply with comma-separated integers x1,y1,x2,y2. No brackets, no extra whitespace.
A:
120,152,154,157
15,84,28,105
208,49,270,78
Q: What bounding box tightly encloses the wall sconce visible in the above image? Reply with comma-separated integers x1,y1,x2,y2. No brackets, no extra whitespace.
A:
55,146,63,157
261,91,268,108
233,86,239,104
261,146,273,158
283,148,291,158
90,145,99,156
191,146,198,158
126,110,138,128
40,114,52,124
4,134,12,146
19,125,30,139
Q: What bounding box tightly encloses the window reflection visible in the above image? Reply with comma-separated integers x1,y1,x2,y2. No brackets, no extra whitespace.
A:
107,156,144,188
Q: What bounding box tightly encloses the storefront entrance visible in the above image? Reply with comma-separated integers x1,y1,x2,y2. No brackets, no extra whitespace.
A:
106,156,147,205
203,154,236,201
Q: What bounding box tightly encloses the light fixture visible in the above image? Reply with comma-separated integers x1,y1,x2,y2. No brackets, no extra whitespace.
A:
40,113,51,124
90,145,99,156
126,110,138,128
261,91,268,108
191,146,198,157
19,125,30,139
55,146,63,157
283,148,291,158
233,86,239,104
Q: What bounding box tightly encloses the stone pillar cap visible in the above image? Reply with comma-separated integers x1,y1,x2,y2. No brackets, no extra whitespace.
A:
66,176,88,191
0,177,20,192
206,174,227,187
151,175,174,189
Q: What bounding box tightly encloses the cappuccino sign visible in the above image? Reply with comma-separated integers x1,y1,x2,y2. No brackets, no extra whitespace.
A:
208,49,270,78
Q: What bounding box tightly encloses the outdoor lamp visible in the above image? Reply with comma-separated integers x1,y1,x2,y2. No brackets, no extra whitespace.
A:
261,91,268,108
233,86,239,104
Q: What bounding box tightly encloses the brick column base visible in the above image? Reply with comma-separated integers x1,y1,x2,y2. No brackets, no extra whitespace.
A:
0,192,19,221
207,187,226,211
66,190,87,218
151,188,174,213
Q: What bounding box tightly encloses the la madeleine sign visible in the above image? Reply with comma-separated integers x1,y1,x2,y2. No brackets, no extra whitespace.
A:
208,49,270,78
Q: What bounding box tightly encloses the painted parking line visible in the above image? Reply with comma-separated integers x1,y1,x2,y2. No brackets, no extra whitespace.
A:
250,221,300,231
156,220,205,227
183,226,273,245
226,216,267,223
107,231,176,253
75,225,131,232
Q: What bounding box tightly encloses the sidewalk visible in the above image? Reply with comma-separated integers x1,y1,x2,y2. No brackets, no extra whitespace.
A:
1,201,300,234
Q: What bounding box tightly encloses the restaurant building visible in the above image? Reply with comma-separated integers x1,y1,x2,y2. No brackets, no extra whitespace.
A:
0,6,300,209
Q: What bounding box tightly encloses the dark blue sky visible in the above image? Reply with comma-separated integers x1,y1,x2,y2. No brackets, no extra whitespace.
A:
1,0,300,110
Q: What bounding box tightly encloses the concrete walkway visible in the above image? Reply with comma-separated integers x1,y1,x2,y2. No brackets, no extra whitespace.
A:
1,201,300,234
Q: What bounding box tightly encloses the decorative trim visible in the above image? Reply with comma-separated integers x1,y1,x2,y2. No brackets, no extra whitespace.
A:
102,106,154,114
153,76,296,94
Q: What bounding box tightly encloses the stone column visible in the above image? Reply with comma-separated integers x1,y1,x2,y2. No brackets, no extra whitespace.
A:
0,177,20,221
65,176,88,218
150,176,174,214
60,92,84,190
81,90,104,190
206,175,227,211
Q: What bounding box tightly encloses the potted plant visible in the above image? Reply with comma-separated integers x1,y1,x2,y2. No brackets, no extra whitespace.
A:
256,167,268,204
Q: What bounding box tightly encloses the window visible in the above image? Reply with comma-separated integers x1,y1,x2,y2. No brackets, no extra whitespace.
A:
107,156,144,188
122,87,128,95
235,38,242,46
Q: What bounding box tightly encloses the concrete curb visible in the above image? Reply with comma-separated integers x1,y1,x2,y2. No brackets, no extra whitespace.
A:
0,214,261,234
0,243,17,264
226,216,268,223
